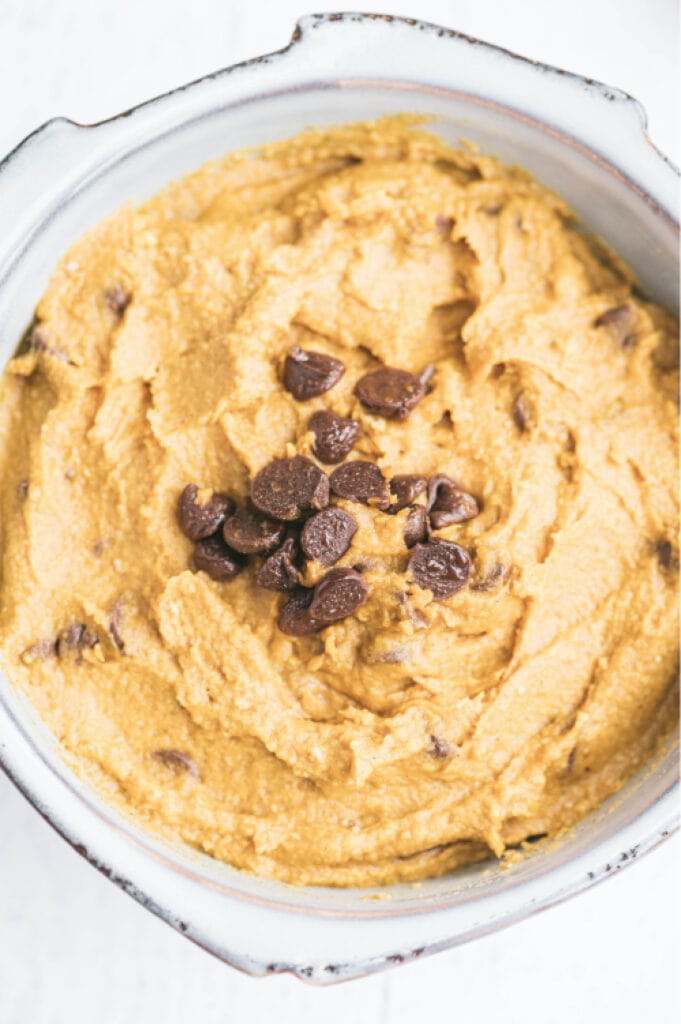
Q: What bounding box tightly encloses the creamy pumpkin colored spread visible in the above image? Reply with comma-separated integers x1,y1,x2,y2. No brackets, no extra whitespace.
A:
0,119,678,886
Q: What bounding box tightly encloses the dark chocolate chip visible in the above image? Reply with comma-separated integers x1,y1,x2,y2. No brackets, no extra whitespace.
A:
278,587,319,637
656,539,676,570
23,637,57,661
408,538,471,600
105,284,132,317
429,735,451,759
256,538,301,591
373,644,411,664
309,410,362,464
178,484,235,541
301,508,357,566
354,365,432,420
389,474,427,514
59,623,85,652
109,598,126,652
512,392,533,432
193,535,245,582
329,460,390,509
309,568,368,625
593,304,630,328
222,507,286,555
404,506,429,548
57,623,99,657
251,456,330,521
427,475,479,529
153,749,201,780
283,346,345,401
470,563,508,592
435,214,454,236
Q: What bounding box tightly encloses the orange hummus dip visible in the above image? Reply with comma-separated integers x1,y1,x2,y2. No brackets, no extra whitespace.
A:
0,119,677,886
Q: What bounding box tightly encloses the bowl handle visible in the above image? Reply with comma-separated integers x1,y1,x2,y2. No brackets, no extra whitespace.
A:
283,13,678,221
0,118,100,281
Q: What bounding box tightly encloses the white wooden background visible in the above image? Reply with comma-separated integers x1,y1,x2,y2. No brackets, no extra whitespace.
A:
0,1,678,1021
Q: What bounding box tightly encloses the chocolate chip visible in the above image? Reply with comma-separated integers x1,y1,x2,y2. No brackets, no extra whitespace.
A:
153,749,201,780
58,624,85,652
105,284,132,317
593,304,630,328
435,214,454,237
567,745,578,773
656,539,676,571
309,568,368,625
354,365,432,420
389,474,427,514
427,475,479,529
512,391,534,432
309,410,362,464
594,304,638,348
283,346,345,401
301,508,357,566
404,506,429,548
222,507,286,555
256,538,300,591
251,456,330,521
22,637,57,662
372,644,411,664
57,623,99,657
178,484,235,541
408,538,471,599
329,460,390,509
278,587,319,637
471,563,508,591
193,535,245,582
429,735,451,759
109,598,126,652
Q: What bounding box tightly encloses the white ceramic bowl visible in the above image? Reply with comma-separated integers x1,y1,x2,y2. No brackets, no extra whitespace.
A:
0,12,678,983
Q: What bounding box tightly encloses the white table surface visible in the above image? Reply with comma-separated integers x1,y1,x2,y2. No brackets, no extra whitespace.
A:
0,1,678,1021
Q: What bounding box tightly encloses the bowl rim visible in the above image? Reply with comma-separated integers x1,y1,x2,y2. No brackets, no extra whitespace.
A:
0,10,678,982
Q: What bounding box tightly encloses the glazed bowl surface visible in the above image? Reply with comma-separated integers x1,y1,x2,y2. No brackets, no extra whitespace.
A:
0,12,678,983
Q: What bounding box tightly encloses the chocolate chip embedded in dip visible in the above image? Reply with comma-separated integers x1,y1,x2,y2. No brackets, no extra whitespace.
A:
283,346,345,400
329,461,391,509
251,455,330,520
355,364,433,420
308,410,362,464
222,507,286,555
0,117,677,889
300,508,357,566
178,484,235,541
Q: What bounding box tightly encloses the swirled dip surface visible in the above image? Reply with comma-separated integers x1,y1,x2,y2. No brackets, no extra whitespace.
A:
0,120,678,885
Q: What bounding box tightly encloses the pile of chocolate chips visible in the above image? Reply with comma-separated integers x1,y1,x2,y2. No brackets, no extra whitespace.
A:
177,350,480,637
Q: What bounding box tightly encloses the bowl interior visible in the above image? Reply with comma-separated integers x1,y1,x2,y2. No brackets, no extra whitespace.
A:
0,80,678,919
